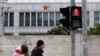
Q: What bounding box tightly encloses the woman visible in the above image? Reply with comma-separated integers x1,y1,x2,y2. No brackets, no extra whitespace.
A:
20,45,28,56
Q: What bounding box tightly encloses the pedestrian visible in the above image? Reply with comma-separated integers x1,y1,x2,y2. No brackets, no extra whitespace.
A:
31,40,45,56
20,45,28,56
12,47,21,56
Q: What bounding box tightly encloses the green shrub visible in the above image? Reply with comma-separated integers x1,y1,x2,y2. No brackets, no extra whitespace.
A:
47,26,70,35
88,24,100,35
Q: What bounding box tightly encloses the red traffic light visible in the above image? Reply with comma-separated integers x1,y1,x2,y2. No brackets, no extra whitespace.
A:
71,6,82,17
73,8,79,16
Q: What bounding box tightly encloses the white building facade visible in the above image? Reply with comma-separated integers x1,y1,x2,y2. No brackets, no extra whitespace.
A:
0,2,100,35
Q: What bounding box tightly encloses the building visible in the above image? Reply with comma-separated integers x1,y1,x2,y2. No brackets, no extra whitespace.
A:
0,2,100,35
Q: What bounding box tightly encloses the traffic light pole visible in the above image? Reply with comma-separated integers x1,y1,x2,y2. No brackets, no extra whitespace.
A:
70,30,75,56
82,0,88,56
70,0,75,56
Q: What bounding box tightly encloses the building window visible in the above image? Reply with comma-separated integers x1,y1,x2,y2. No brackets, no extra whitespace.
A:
50,12,54,26
4,13,8,27
31,12,36,26
9,13,14,26
19,13,24,26
25,13,30,26
56,12,60,26
4,12,14,27
19,12,37,27
37,12,42,26
87,12,90,27
43,12,48,26
94,12,99,26
19,12,62,27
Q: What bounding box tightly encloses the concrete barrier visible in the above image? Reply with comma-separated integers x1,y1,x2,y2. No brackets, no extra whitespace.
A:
0,34,100,56
0,35,71,56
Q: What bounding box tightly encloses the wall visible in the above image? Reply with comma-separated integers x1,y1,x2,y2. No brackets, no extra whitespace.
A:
0,35,72,56
88,35,100,56
0,34,100,56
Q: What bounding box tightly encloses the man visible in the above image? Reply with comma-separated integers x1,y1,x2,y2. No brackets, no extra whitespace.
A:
31,40,45,56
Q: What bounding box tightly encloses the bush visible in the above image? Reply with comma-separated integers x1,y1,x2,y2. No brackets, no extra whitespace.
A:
47,26,70,35
88,24,100,35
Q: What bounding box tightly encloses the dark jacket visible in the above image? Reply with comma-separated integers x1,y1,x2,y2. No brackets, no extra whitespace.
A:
31,47,44,56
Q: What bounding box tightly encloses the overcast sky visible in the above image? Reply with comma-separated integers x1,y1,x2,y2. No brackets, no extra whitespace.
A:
8,0,100,3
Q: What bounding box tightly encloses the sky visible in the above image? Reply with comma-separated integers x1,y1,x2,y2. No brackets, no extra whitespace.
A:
8,0,100,3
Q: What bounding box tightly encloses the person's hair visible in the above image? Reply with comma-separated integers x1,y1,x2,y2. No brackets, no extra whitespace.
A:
37,40,44,47
21,45,28,56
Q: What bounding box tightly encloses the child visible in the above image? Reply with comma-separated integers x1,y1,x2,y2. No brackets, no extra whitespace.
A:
12,47,21,56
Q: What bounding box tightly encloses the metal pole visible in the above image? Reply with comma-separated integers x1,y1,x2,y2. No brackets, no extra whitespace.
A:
0,0,4,35
70,0,75,56
70,30,75,56
71,0,75,6
82,0,88,56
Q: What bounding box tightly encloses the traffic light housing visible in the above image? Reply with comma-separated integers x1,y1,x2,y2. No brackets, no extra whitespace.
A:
60,19,70,29
60,7,70,18
60,7,70,29
60,6,82,30
71,6,82,28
